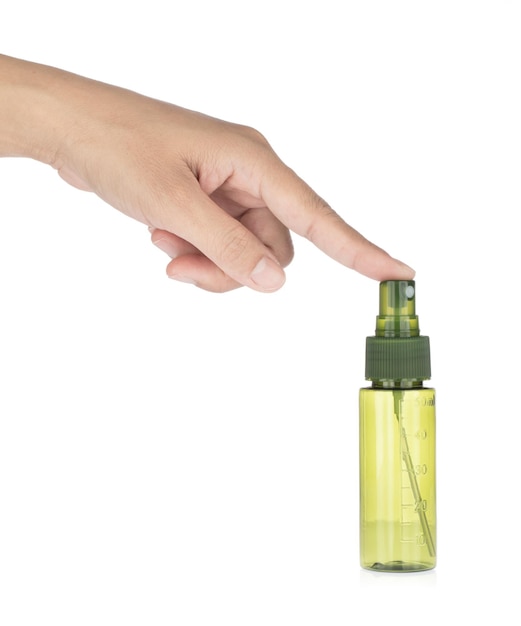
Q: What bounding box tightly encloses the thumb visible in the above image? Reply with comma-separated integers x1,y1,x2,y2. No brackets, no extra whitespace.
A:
170,188,286,293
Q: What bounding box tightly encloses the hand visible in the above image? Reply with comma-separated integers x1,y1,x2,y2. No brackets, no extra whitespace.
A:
1,55,414,292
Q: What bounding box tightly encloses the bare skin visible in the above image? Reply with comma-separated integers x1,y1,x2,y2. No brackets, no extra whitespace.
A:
0,54,414,292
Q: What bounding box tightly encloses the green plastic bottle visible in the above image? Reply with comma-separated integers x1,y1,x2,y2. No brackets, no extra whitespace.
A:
359,280,436,572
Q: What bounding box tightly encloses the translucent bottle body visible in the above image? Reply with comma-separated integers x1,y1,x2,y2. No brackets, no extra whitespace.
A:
359,386,436,572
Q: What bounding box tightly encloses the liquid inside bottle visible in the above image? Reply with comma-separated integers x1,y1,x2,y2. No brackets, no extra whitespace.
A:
360,280,436,572
359,386,436,572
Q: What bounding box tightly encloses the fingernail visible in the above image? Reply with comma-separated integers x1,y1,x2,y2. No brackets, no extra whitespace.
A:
396,260,416,278
250,257,285,291
153,237,180,259
169,274,197,285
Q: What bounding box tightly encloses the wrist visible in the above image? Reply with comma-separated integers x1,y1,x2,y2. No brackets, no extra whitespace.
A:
0,55,77,164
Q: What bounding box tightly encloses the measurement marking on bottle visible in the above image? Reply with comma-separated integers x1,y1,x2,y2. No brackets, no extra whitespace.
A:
400,507,415,542
400,425,435,556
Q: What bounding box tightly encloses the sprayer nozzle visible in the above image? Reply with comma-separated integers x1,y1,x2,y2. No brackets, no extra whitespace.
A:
365,280,431,382
376,280,419,338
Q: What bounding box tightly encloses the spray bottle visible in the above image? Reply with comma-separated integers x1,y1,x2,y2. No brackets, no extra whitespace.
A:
359,280,436,572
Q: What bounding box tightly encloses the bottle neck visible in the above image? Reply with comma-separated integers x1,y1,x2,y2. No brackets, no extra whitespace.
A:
371,378,425,389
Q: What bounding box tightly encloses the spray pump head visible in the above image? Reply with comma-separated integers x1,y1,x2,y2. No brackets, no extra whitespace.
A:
365,280,431,383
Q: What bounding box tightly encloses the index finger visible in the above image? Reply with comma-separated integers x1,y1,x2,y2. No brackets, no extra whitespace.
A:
260,164,415,281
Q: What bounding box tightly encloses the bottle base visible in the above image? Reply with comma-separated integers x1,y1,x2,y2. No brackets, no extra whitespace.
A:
362,560,435,573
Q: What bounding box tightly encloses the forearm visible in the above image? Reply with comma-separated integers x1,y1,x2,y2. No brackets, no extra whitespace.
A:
0,54,118,167
0,54,68,162
1,54,182,170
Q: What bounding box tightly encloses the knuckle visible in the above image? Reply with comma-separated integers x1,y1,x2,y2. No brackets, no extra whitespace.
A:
217,222,252,267
304,198,343,243
236,123,270,146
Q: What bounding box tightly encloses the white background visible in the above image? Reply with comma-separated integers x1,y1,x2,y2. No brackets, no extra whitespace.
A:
1,1,520,624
